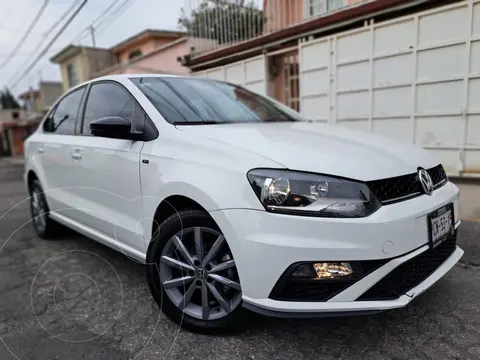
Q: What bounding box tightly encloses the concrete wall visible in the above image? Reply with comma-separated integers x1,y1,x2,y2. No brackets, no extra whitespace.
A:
84,49,117,79
117,37,179,64
59,55,85,91
0,109,26,123
118,40,158,64
264,0,367,34
264,0,303,34
39,82,62,110
59,49,116,91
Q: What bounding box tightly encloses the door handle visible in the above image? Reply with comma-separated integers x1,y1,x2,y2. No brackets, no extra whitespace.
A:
37,144,44,154
72,149,82,160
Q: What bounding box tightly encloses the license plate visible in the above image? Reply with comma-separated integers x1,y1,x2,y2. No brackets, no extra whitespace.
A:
428,203,454,248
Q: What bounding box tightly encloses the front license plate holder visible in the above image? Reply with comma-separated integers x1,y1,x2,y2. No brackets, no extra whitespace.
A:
427,203,455,249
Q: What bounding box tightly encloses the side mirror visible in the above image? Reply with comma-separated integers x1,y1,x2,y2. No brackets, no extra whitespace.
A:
90,116,133,139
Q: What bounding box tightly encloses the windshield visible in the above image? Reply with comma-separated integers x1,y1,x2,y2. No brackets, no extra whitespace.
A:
130,77,307,125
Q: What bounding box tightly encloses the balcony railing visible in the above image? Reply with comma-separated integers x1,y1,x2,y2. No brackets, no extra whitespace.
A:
181,0,376,58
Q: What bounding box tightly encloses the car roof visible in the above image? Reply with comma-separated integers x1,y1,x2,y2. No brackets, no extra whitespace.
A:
95,73,181,84
68,73,204,93
96,73,180,81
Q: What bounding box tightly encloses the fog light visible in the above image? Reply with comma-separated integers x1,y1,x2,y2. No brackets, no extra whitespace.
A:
292,262,354,280
313,262,353,279
292,264,317,277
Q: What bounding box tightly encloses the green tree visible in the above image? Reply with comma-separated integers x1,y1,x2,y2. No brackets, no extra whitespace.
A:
0,87,20,109
178,0,265,45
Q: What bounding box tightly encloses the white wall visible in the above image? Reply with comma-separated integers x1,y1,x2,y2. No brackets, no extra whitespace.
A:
191,56,267,96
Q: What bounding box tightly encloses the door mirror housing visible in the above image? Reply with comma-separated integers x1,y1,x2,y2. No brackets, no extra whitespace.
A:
90,116,138,139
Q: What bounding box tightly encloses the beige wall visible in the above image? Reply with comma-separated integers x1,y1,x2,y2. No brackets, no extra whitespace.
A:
0,109,26,123
58,49,116,91
39,82,63,109
117,37,178,64
118,40,157,63
104,40,189,76
84,49,117,78
59,55,84,92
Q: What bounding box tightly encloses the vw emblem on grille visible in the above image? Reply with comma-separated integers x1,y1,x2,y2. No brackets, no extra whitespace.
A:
418,168,434,195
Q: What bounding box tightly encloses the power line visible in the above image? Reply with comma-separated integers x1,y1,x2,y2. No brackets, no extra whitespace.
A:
94,0,140,38
0,0,50,71
6,0,82,85
70,0,123,44
42,0,83,37
10,0,88,90
9,0,123,91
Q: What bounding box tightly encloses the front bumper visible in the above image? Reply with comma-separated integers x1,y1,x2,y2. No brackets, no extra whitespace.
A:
243,243,463,316
209,181,462,314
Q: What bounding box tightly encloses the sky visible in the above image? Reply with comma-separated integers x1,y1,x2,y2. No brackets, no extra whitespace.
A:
0,0,184,97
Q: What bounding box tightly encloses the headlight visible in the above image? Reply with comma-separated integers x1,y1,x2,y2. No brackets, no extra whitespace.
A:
247,169,381,218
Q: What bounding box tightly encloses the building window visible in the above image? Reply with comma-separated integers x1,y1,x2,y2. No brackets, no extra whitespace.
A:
67,63,78,87
307,0,347,17
128,49,143,60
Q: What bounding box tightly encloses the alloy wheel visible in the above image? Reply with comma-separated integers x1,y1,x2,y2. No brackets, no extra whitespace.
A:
159,227,242,321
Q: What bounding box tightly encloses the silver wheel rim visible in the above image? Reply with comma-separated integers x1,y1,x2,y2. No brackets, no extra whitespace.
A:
31,188,47,233
159,227,242,320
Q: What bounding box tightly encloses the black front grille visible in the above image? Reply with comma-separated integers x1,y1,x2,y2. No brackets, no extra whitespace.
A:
429,164,448,185
357,235,457,301
367,165,447,204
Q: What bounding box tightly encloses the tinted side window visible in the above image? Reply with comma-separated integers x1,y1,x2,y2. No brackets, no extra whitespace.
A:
43,87,85,135
83,82,144,135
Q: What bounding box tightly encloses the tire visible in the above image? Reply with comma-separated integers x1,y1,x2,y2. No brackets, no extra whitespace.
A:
29,179,60,239
146,209,248,334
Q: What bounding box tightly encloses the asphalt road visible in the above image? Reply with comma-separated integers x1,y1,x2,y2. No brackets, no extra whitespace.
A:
1,160,479,360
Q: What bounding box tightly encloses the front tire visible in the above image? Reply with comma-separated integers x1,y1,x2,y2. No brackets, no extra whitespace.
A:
146,209,248,334
29,179,60,239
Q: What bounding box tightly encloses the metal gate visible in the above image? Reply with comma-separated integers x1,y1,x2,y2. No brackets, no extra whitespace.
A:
299,0,480,177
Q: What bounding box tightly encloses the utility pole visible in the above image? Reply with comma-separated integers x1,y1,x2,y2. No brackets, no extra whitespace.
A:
90,25,96,47
28,76,34,118
38,68,43,112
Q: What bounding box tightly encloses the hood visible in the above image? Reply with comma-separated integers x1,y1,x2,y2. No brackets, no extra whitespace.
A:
176,122,438,181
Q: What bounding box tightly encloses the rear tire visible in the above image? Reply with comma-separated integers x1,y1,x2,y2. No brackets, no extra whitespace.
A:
146,209,248,334
29,179,60,239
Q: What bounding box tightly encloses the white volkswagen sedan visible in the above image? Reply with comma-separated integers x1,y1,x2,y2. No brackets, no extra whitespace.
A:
24,74,463,333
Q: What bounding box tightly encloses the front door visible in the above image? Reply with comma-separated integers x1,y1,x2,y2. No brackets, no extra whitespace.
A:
65,81,145,254
38,86,87,212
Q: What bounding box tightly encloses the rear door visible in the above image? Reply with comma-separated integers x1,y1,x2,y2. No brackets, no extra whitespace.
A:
38,86,86,212
65,81,146,254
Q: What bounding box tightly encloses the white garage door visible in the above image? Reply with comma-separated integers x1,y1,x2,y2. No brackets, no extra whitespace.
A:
299,0,480,177
191,55,267,96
